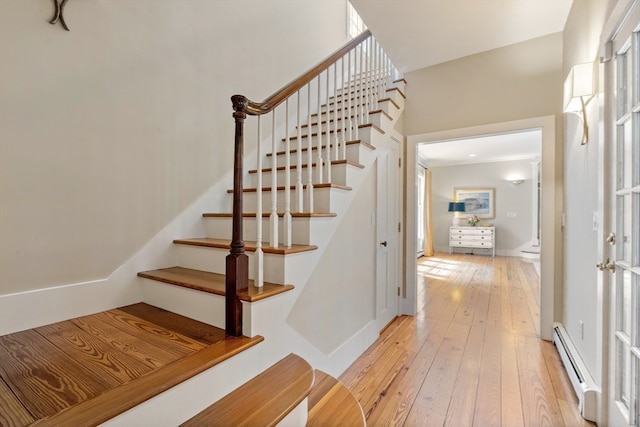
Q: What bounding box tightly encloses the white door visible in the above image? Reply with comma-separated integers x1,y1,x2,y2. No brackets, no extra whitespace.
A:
603,5,640,425
376,143,400,329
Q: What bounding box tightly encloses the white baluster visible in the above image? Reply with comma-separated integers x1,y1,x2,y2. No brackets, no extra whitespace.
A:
284,99,292,248
325,66,331,184
341,55,348,161
295,90,303,213
365,37,371,123
343,49,355,141
255,116,263,288
316,74,324,184
343,51,350,160
354,43,364,139
306,83,314,212
333,60,339,162
270,110,278,248
374,39,381,110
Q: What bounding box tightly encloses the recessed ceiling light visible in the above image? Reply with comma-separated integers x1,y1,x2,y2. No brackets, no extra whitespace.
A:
469,154,477,157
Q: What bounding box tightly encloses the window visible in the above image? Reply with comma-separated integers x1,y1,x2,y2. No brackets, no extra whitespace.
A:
347,1,366,39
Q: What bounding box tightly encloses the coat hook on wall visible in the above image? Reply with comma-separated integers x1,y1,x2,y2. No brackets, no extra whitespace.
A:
49,0,70,31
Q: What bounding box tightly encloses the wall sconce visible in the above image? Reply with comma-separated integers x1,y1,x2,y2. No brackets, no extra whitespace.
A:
511,179,524,185
448,201,466,226
563,62,595,145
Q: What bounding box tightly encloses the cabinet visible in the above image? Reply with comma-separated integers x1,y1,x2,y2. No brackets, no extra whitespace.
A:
449,226,495,257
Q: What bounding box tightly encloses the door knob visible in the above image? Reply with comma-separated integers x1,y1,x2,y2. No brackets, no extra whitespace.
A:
380,241,388,247
596,258,616,272
606,232,616,245
604,259,616,272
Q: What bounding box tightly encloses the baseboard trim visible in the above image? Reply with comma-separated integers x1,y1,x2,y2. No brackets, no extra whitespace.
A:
552,323,599,422
0,277,137,335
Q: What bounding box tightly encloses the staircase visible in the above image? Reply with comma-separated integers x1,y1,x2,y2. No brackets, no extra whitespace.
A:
1,31,406,425
127,30,406,423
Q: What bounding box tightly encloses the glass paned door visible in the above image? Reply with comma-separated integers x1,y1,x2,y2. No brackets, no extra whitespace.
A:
607,8,640,425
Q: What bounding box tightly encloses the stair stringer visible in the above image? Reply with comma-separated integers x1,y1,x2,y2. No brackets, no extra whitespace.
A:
235,84,405,378
239,130,402,378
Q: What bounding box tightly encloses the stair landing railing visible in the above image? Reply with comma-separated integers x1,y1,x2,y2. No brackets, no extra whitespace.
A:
226,30,397,336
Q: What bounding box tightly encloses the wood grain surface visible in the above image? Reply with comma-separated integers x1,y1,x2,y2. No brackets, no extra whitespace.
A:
0,303,261,426
340,253,595,427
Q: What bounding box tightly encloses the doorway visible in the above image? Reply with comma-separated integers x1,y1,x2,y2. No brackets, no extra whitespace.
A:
404,116,559,341
415,130,541,259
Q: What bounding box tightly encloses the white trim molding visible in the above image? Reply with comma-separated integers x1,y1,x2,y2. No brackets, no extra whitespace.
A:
405,115,559,340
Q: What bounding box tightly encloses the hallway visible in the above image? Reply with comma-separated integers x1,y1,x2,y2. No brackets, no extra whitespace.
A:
339,253,594,426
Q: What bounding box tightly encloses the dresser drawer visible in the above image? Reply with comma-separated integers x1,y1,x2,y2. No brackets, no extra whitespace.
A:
450,234,492,242
450,240,492,248
450,228,493,236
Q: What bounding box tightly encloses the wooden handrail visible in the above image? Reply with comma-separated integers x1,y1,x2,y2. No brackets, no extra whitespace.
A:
234,30,372,116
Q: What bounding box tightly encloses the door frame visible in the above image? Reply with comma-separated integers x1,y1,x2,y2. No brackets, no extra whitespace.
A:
404,115,559,340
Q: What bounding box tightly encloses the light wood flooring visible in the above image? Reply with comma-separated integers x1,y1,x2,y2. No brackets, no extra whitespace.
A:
340,253,595,427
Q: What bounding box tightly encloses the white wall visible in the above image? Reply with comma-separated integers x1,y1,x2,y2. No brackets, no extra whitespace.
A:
562,0,618,391
404,33,564,135
287,167,376,354
0,1,348,296
431,159,535,256
403,34,564,338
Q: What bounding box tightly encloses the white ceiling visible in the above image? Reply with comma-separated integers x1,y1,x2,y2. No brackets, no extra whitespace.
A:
351,0,573,73
417,129,541,168
350,0,565,166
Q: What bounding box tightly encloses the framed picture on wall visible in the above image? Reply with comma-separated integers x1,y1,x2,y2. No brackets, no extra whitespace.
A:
454,187,495,219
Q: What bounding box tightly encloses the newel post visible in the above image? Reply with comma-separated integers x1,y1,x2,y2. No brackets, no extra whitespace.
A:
226,95,250,337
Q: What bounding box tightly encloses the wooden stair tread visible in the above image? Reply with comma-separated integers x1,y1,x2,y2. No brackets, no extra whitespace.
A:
267,139,375,157
138,267,294,302
34,335,263,426
226,183,352,193
311,97,400,117
2,303,262,426
329,85,405,101
308,370,366,427
203,212,337,218
173,237,318,255
301,109,392,128
248,159,364,174
376,97,401,110
181,353,313,427
282,123,384,142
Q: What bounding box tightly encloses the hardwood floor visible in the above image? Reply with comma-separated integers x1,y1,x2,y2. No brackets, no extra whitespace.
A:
340,253,594,427
0,303,262,426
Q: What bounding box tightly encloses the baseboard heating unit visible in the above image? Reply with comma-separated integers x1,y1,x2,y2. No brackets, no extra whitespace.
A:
552,323,598,422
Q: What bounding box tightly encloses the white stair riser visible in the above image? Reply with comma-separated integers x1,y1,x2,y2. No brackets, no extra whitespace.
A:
384,88,405,109
324,95,383,112
298,117,358,135
391,79,406,93
310,97,390,125
368,110,393,132
141,279,226,329
204,216,334,246
270,138,376,169
249,162,358,187
175,244,286,283
236,186,346,214
336,76,390,95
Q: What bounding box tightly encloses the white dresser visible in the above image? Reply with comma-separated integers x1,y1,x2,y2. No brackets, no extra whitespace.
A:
449,226,495,257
